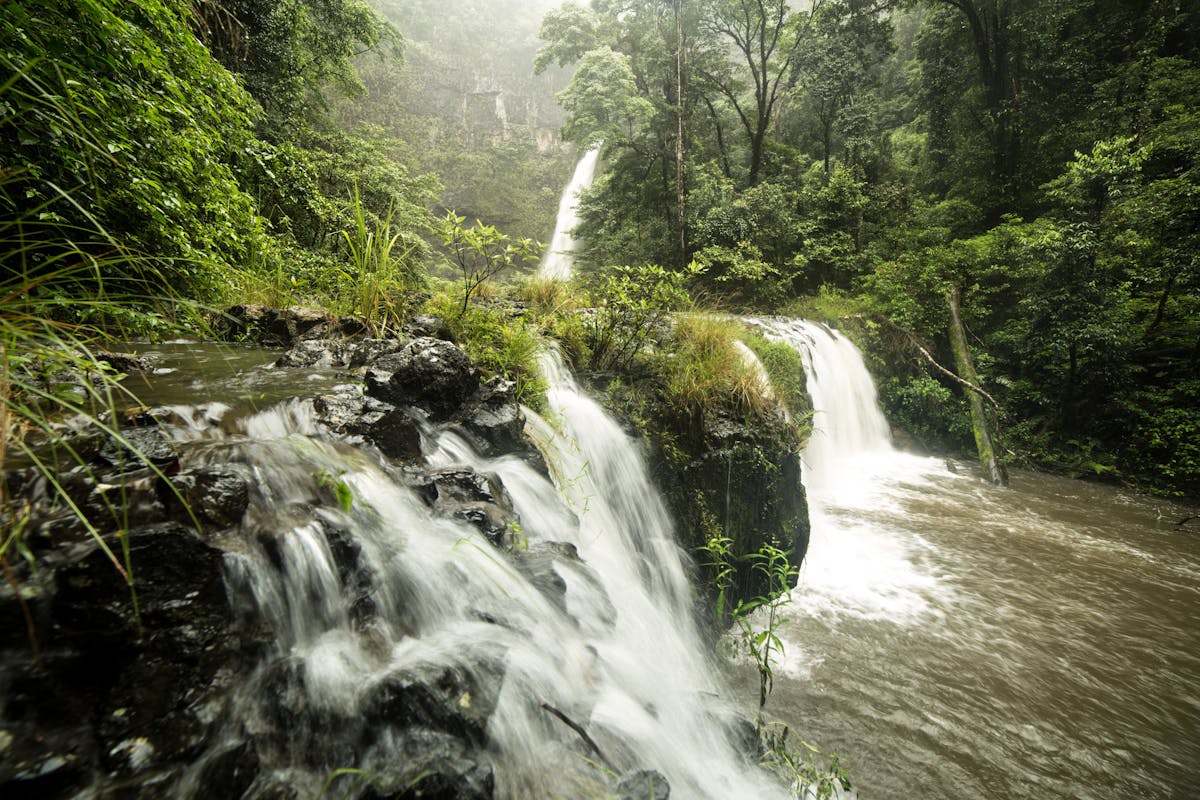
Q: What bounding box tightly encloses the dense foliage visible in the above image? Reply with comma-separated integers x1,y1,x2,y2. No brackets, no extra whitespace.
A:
3,0,1196,500
538,0,1200,497
2,0,436,310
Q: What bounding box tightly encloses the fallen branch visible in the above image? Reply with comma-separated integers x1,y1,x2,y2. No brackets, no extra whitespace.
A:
539,702,615,771
903,329,1002,412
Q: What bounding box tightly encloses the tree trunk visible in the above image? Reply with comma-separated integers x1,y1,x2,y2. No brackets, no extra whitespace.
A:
674,0,687,267
947,284,1007,485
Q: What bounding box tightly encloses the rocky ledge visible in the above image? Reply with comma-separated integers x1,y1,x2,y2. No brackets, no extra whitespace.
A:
0,320,655,799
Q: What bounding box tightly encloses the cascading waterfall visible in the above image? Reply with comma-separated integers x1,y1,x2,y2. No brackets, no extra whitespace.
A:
166,351,784,798
752,317,947,621
538,147,600,281
744,320,1200,799
751,318,891,489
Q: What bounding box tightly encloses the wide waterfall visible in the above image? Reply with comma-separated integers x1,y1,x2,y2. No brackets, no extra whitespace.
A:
753,318,1200,800
538,147,600,281
161,346,785,798
753,316,944,618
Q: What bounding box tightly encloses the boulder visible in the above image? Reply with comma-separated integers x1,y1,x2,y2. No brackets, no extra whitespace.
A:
366,338,479,420
167,466,251,531
274,339,352,369
349,338,407,369
413,469,518,547
217,306,367,348
404,314,452,341
97,426,178,471
616,769,671,800
313,387,424,462
363,654,505,747
96,351,150,374
455,377,525,457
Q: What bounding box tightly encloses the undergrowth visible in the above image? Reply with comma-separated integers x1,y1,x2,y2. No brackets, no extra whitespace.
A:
424,284,548,410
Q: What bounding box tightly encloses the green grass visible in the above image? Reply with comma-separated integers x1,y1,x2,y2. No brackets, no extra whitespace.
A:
659,315,774,422
424,284,548,410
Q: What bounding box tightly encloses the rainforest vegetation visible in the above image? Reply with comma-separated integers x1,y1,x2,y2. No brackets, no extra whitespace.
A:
3,0,1198,499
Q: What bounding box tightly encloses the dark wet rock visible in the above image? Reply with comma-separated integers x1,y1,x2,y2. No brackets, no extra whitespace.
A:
41,465,167,538
0,522,238,799
405,314,452,341
274,339,353,369
98,426,178,470
364,655,505,746
510,541,572,611
617,769,671,800
167,466,250,531
711,710,763,760
185,740,261,800
689,410,809,602
350,338,408,369
54,522,230,654
217,306,368,348
248,657,366,769
359,732,495,800
96,351,149,374
313,385,369,434
314,387,424,462
366,337,479,420
0,733,93,800
216,305,325,348
320,523,379,630
364,406,424,461
414,469,518,546
456,377,525,457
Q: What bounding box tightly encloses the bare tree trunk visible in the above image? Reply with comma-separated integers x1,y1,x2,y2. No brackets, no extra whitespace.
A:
947,284,1007,485
675,0,687,267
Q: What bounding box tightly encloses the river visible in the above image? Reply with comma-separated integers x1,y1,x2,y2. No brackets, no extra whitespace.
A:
756,319,1200,800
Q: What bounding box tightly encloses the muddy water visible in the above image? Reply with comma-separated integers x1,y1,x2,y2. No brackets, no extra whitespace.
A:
770,452,1200,800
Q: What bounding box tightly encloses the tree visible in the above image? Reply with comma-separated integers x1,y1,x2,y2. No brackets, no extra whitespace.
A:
436,212,542,316
556,47,656,147
195,0,399,123
698,0,806,186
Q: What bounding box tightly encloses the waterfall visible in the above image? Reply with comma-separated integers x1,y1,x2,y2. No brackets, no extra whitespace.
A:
753,317,948,624
169,351,783,798
751,318,892,491
538,147,600,281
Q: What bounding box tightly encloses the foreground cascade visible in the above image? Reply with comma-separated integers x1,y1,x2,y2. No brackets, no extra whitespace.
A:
0,336,787,799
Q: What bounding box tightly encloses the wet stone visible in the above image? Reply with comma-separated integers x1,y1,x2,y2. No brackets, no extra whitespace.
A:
274,339,352,369
98,426,178,470
168,466,250,531
456,377,526,458
414,469,518,546
617,769,671,800
404,314,452,341
366,337,479,419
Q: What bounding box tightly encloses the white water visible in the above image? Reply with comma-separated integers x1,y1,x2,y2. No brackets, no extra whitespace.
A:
755,318,1200,799
538,147,600,281
162,348,781,798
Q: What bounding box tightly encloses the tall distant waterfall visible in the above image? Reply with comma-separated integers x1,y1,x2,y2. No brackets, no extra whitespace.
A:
538,147,600,281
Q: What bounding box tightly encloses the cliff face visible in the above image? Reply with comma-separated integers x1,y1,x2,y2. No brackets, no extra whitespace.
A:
596,379,811,613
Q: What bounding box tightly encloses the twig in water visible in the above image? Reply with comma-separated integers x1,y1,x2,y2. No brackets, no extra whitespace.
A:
539,701,615,772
